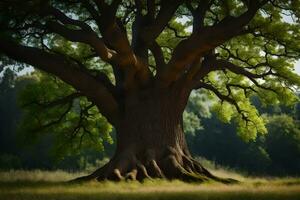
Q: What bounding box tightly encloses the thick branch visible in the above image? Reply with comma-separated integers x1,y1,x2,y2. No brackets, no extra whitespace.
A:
140,0,182,45
32,102,73,133
203,58,281,94
187,0,213,31
166,24,188,39
0,39,120,125
149,41,166,70
23,92,83,108
45,6,92,31
94,1,151,88
212,59,275,79
43,6,115,63
44,5,150,90
159,0,268,86
146,0,155,20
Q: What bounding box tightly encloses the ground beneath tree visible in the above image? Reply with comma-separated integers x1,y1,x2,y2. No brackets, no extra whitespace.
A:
1,170,300,200
71,147,237,184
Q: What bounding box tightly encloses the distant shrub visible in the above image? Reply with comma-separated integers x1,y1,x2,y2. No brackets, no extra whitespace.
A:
0,154,22,170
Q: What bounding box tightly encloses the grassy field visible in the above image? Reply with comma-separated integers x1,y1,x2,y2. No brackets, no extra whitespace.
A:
0,169,300,200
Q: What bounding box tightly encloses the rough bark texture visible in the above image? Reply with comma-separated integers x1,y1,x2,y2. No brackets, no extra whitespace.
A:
72,86,236,183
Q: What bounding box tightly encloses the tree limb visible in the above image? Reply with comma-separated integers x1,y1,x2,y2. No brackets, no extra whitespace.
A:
158,0,269,87
198,58,282,95
0,39,120,125
149,41,166,71
212,59,275,79
43,6,116,63
186,0,214,31
22,92,83,108
32,102,73,133
140,0,182,44
194,81,249,122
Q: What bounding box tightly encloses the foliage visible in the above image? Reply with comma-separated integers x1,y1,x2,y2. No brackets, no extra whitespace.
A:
183,91,211,135
0,71,115,170
18,72,113,159
0,154,22,170
265,114,300,175
1,68,300,176
0,68,23,168
1,69,300,176
1,1,300,181
0,0,300,145
187,97,300,176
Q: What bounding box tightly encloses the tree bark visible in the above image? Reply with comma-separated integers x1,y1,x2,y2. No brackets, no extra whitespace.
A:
72,86,236,183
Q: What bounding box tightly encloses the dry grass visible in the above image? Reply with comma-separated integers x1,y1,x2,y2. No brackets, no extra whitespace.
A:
0,170,299,200
0,170,84,182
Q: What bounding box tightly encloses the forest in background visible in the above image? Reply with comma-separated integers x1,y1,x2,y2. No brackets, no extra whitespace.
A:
1,68,300,176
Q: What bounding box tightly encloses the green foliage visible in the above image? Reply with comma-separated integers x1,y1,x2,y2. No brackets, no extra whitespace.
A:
0,154,22,170
234,102,268,142
1,0,300,145
200,2,300,141
265,114,300,174
187,96,300,175
1,0,300,173
18,72,113,159
183,91,211,135
156,19,190,63
206,71,269,141
205,46,300,141
212,102,234,123
183,111,202,136
14,32,114,159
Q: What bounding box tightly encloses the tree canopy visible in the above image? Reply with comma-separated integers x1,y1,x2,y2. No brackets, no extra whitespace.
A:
1,0,300,150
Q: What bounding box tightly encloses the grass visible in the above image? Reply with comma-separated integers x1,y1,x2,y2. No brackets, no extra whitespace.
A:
0,168,300,200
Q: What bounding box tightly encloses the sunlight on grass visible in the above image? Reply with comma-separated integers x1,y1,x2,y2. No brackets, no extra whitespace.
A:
0,170,300,200
0,170,84,182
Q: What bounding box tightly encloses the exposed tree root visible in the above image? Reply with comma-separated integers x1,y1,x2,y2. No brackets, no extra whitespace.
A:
70,148,239,184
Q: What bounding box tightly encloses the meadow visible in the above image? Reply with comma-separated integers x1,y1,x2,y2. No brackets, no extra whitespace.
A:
1,167,300,200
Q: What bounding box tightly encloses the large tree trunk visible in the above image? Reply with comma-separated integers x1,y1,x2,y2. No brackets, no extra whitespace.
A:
73,86,235,183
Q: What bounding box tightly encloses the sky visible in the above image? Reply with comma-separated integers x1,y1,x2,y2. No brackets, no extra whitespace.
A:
294,60,300,74
282,14,300,74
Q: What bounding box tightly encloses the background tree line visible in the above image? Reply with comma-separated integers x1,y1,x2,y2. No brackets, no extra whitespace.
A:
1,68,300,176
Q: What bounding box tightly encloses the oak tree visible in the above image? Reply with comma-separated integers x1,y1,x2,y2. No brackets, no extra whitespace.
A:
1,0,300,182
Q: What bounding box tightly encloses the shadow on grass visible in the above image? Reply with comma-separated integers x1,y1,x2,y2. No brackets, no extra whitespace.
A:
1,190,300,200
284,180,300,186
1,179,300,200
0,181,67,188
